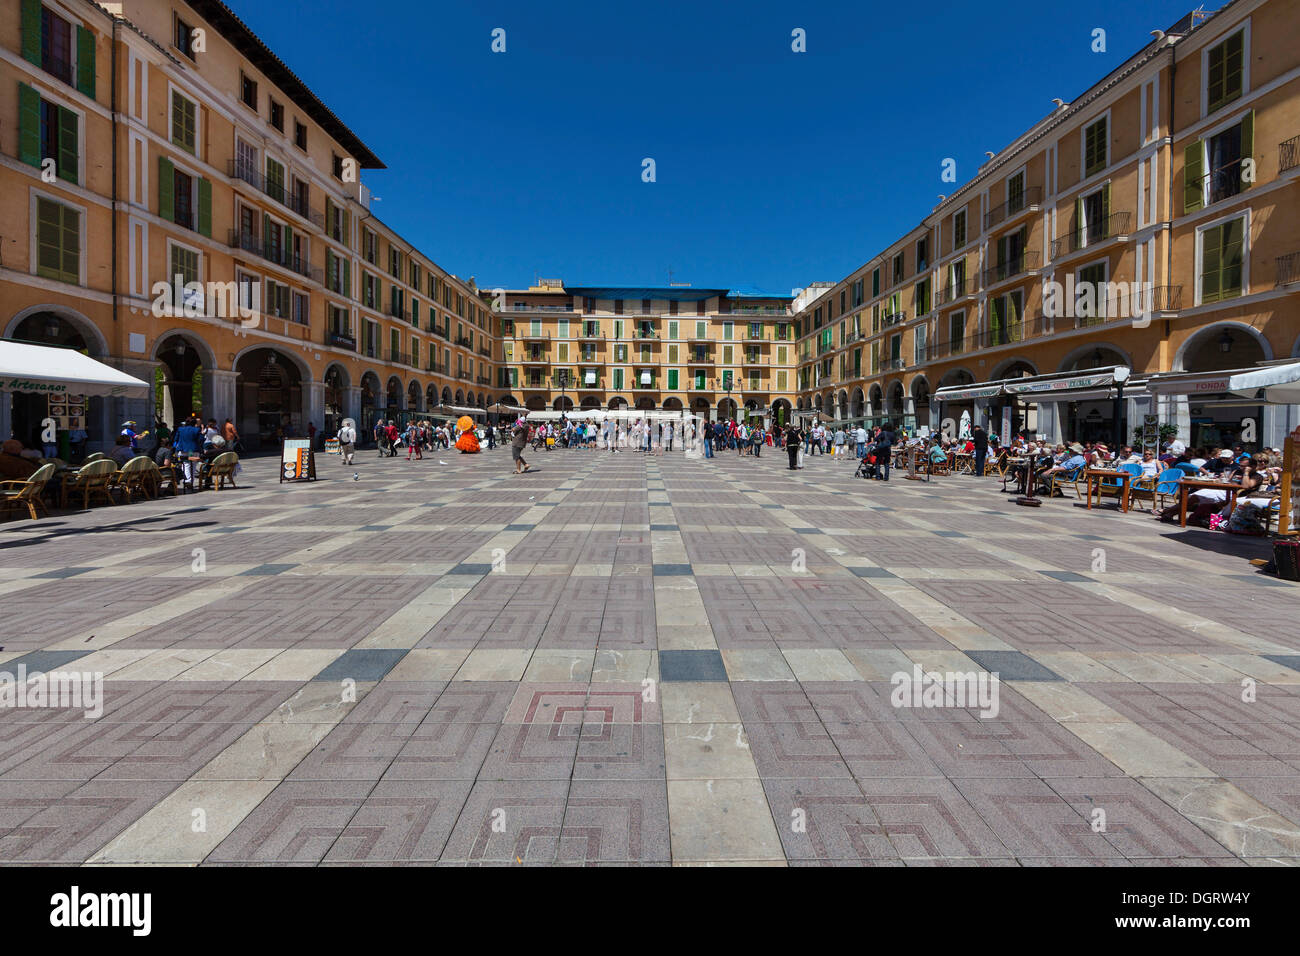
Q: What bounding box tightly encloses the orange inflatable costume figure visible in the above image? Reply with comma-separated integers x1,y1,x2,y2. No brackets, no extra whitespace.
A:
455,415,480,453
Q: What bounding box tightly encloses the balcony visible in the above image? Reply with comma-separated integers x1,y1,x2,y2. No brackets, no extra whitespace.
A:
1277,252,1300,288
743,353,766,366
477,375,491,386
456,336,475,349
882,311,907,328
634,328,659,340
1191,157,1249,209
1072,286,1182,328
517,329,550,341
388,304,407,320
327,330,356,350
984,185,1043,231
427,321,449,338
227,160,323,227
227,230,322,283
578,328,604,340
519,351,549,365
688,352,715,365
1281,136,1300,174
983,249,1041,288
477,346,492,358
508,304,574,313
520,380,548,390
729,306,789,316
935,274,977,306
361,342,379,359
426,360,448,375
1051,210,1133,259
742,330,769,342
457,370,473,381
884,358,906,372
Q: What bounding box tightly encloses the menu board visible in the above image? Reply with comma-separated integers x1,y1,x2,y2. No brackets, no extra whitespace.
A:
1281,427,1300,536
280,438,316,482
47,393,86,430
1141,414,1160,450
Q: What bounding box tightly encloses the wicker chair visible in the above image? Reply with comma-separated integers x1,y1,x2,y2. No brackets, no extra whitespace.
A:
60,459,118,510
111,455,157,502
207,452,240,490
0,462,57,520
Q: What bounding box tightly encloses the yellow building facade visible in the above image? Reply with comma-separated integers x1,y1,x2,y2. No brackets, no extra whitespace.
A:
795,0,1299,451
492,283,798,423
2,0,493,451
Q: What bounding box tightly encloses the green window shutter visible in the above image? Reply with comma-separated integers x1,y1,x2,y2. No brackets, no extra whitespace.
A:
1240,110,1254,190
56,105,78,183
1100,182,1111,231
668,369,678,390
343,259,351,298
1184,141,1204,213
283,224,293,262
20,0,41,66
157,156,175,221
76,26,96,98
1074,197,1084,246
1222,218,1244,298
197,177,212,237
325,249,334,289
1201,225,1224,303
263,213,272,253
18,84,42,168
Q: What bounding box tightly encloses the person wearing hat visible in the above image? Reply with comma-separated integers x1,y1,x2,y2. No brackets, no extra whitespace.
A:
120,420,148,453
1037,442,1087,495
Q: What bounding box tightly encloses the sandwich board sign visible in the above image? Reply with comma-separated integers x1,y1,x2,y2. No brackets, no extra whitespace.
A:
281,438,316,482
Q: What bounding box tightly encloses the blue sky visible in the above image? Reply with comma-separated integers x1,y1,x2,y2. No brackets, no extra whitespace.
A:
228,0,1204,293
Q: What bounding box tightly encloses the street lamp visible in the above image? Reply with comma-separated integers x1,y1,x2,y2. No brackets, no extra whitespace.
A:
557,368,569,417
1111,365,1130,450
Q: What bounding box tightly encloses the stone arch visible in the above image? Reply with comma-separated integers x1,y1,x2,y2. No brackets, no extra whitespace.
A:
1175,321,1273,373
407,379,423,412
1057,342,1133,372
5,303,110,358
850,387,865,418
990,356,1038,381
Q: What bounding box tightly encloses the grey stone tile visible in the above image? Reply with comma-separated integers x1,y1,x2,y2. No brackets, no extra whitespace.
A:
964,650,1063,682
313,649,409,682
2,650,94,673
659,650,728,682
240,563,300,576
653,564,694,576
31,567,97,579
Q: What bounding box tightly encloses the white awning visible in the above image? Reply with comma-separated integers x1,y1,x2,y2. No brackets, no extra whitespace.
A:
934,366,1135,404
0,341,150,398
932,383,1004,402
1147,361,1300,404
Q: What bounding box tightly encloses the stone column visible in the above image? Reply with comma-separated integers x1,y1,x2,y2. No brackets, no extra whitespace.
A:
305,381,326,442
206,369,240,426
345,386,362,425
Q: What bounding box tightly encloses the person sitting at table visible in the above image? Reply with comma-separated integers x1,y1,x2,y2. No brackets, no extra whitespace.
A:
1156,454,1266,523
109,434,135,467
1037,443,1086,495
1198,448,1233,477
154,436,176,468
0,439,38,480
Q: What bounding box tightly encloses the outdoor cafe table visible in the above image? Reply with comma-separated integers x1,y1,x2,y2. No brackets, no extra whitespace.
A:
1084,468,1134,513
1175,478,1242,528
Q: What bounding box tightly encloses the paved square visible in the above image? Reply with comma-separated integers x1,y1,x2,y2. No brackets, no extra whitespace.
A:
2,445,1298,866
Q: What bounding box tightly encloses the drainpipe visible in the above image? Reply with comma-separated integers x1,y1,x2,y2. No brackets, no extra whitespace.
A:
111,15,119,329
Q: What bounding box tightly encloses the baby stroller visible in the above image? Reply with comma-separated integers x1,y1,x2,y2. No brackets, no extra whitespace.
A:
854,450,879,480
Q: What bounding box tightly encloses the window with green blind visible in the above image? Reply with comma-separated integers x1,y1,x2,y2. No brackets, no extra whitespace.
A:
1084,116,1108,177
1077,263,1107,322
1206,30,1244,114
953,210,966,249
668,320,678,339
694,371,706,390
17,86,78,184
667,369,678,390
695,320,706,338
171,91,196,152
35,197,79,284
723,322,734,340
613,368,624,390
871,268,880,297
1200,218,1244,304
265,157,285,203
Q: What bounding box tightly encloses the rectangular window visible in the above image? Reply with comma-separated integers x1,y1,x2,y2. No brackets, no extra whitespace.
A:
1084,116,1108,177
953,209,967,248
269,99,284,132
1007,171,1025,213
332,153,344,179
914,278,931,316
265,157,285,203
613,368,624,390
949,312,965,353
871,268,880,297
39,6,73,85
169,243,198,305
292,291,308,325
1076,262,1108,323
35,196,79,284
892,252,904,284
174,16,195,59
916,237,928,272
1206,30,1245,114
36,97,78,184
173,167,194,230
171,90,196,153
294,120,307,150
240,73,258,110
667,369,679,390
1200,217,1245,304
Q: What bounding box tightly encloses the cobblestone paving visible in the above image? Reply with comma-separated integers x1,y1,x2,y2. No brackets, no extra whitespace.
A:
1,444,1298,865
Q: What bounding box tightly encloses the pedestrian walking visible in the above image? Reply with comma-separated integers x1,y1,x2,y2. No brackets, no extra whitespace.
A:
337,419,357,465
